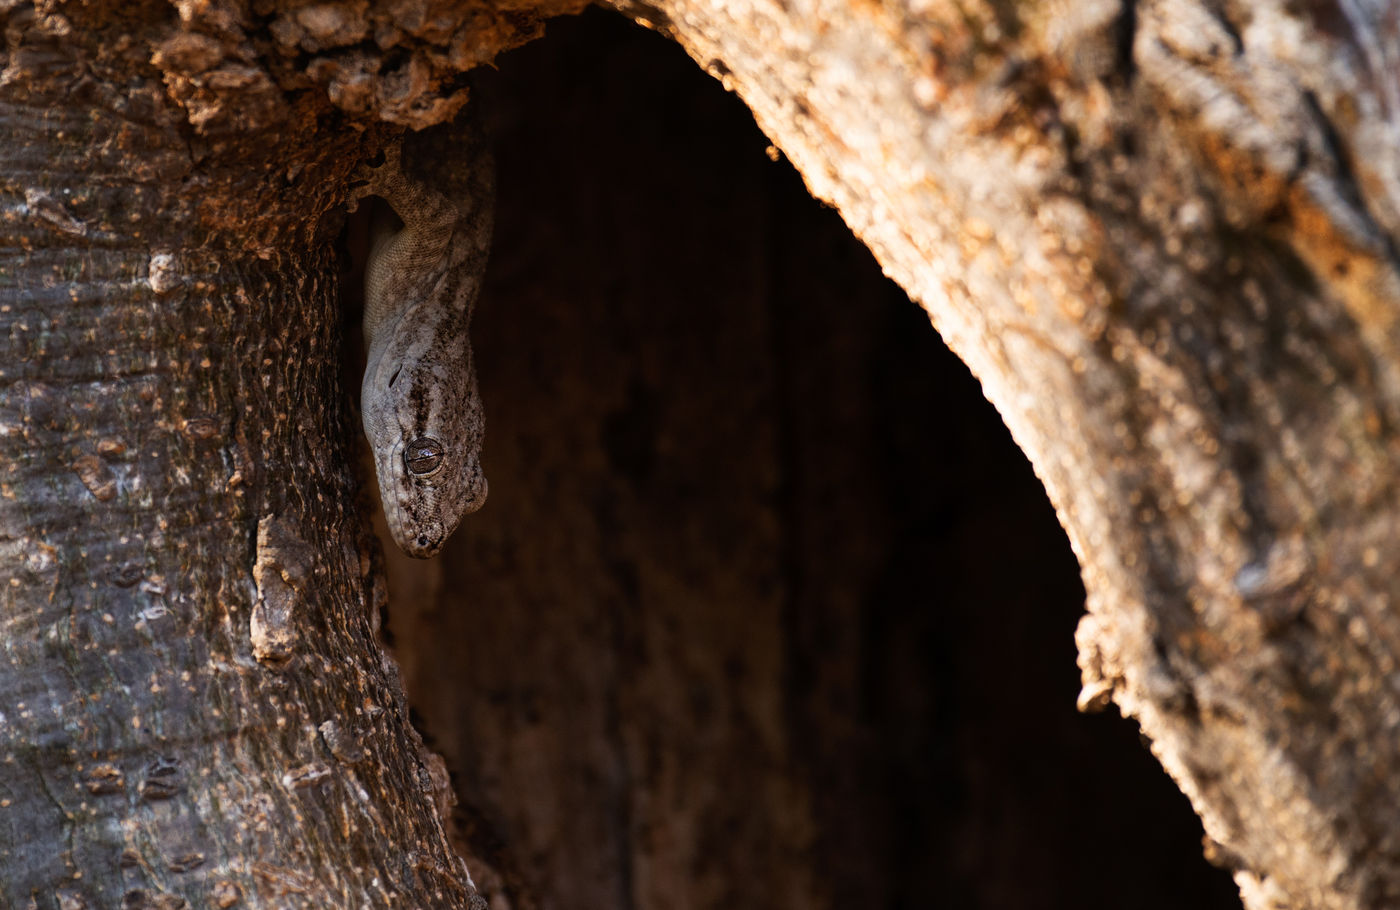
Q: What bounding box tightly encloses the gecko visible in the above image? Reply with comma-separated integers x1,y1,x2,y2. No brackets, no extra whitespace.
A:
348,121,493,558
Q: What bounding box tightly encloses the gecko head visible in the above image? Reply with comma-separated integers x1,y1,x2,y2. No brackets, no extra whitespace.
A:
363,329,487,559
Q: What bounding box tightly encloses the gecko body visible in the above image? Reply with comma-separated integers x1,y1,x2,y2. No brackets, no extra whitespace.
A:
351,125,493,558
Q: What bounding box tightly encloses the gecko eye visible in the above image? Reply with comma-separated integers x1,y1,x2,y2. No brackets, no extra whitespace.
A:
404,438,444,475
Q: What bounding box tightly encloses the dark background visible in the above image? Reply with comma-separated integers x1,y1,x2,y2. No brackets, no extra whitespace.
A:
380,9,1242,909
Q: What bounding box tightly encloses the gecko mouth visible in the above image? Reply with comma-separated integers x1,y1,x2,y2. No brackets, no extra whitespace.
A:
388,508,444,559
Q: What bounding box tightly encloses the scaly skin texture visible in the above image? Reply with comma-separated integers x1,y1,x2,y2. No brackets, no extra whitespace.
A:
351,123,493,557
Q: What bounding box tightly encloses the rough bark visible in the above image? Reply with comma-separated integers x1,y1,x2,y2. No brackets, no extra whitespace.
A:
4,0,1400,907
590,0,1400,907
0,0,568,905
387,15,1240,910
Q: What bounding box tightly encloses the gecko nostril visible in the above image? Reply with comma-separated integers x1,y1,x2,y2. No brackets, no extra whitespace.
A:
417,536,429,547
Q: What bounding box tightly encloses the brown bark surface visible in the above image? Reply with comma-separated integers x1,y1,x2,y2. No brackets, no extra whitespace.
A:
587,0,1400,907
3,0,1399,907
0,0,564,905
386,14,1242,910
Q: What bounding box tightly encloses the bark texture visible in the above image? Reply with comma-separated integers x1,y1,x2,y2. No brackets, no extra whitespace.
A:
386,14,1241,910
589,0,1400,907
4,0,1400,907
0,0,569,905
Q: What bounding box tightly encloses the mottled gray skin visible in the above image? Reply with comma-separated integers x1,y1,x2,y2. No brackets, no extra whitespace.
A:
351,129,493,558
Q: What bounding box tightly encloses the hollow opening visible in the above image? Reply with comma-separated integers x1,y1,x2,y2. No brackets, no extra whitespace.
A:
382,10,1241,909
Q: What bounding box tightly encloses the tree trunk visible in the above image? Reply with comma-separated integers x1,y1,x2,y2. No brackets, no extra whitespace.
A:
4,0,1400,908
389,16,1239,910
597,0,1400,906
0,2,544,905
